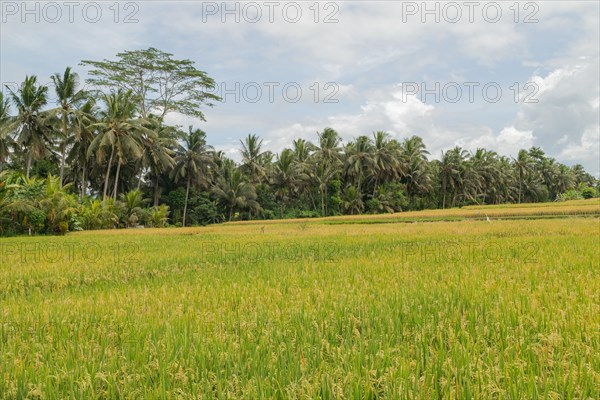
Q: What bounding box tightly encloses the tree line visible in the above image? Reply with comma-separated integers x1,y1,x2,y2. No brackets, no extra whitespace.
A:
0,48,597,235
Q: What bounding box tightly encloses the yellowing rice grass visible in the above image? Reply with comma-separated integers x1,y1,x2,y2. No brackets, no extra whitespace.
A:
0,203,599,398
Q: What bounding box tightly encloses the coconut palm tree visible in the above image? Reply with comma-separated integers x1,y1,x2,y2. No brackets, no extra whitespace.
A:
513,150,533,204
88,90,147,200
310,161,339,216
343,135,375,195
292,138,315,164
6,76,50,178
315,127,342,166
139,118,176,206
340,185,364,215
171,126,213,227
272,148,305,217
311,128,342,215
240,133,267,183
212,165,260,222
571,164,595,187
50,67,87,186
400,136,431,206
554,164,575,197
0,93,14,169
67,98,97,200
371,131,401,195
38,175,77,233
120,189,147,227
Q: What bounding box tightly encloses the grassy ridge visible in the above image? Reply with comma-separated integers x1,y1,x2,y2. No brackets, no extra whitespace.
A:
1,203,599,398
230,198,600,226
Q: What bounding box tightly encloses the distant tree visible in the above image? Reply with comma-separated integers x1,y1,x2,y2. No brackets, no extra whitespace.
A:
240,134,267,184
0,93,14,168
88,90,148,200
171,127,213,227
81,48,220,120
6,76,51,178
50,67,87,186
212,165,260,222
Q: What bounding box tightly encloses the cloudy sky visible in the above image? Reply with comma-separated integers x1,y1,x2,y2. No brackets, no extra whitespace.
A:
1,1,599,174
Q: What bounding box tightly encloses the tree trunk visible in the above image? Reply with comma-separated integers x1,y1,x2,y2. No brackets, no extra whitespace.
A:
325,186,329,216
182,176,191,227
308,189,316,212
442,180,447,209
26,152,32,179
153,174,160,207
59,112,68,186
103,145,115,200
80,164,87,201
113,157,122,200
372,177,379,197
229,204,234,222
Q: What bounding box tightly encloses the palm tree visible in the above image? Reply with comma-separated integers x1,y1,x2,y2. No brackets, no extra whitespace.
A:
513,150,532,204
400,136,432,206
554,164,575,196
340,185,364,215
315,127,342,166
310,161,339,216
343,135,374,195
0,93,14,169
212,166,260,221
120,189,146,227
312,127,342,215
240,133,267,183
171,126,213,227
272,149,304,217
571,164,595,187
439,147,463,209
468,148,501,205
292,138,315,163
88,90,147,200
38,175,77,233
67,99,97,200
50,67,86,186
371,131,401,195
140,118,176,206
6,76,50,178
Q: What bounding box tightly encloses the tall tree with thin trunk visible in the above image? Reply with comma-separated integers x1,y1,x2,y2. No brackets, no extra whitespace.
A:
50,67,86,186
88,90,147,200
6,76,50,178
171,127,213,227
240,133,267,184
0,93,14,169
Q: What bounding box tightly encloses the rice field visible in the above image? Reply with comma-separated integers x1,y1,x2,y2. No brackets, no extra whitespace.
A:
1,200,599,399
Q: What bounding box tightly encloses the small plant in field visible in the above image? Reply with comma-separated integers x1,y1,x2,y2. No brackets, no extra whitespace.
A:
149,205,170,228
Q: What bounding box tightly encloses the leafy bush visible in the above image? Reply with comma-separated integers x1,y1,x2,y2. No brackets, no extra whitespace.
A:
557,189,583,202
149,205,170,227
581,187,597,199
58,221,69,235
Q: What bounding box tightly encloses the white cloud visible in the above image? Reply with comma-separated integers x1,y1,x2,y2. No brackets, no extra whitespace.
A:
559,125,600,175
463,126,535,158
514,59,599,173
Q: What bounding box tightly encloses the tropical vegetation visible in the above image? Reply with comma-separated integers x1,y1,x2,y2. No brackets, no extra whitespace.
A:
0,48,597,236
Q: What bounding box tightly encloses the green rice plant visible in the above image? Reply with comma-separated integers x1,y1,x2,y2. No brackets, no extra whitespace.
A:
1,202,599,399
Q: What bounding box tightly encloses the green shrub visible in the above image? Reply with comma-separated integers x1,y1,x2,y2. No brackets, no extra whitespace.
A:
557,189,583,202
581,187,597,199
58,221,69,235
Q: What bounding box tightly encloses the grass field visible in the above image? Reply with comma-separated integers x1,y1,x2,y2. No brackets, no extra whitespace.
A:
1,200,599,398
